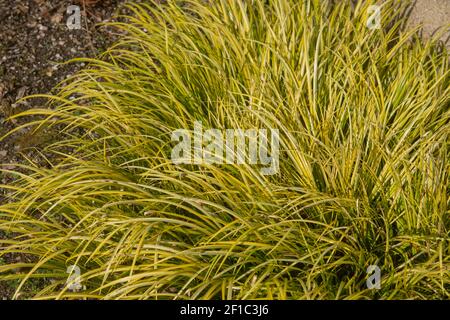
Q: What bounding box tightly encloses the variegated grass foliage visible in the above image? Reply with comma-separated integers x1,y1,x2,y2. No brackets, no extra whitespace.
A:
0,0,448,299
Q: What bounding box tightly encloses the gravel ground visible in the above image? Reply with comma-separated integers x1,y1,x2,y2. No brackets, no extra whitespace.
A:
0,0,132,174
0,0,448,299
0,0,132,299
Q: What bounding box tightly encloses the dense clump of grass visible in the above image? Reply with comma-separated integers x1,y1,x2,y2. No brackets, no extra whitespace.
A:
0,0,448,299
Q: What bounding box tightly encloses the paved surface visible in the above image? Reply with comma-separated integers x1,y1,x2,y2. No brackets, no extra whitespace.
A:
407,0,449,44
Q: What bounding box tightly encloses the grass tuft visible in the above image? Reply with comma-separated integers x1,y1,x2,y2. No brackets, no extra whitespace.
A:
0,0,448,299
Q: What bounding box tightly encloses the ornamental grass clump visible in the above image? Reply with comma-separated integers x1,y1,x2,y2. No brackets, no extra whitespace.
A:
0,0,448,299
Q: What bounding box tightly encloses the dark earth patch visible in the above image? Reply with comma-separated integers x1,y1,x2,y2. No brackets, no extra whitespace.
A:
0,0,134,299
